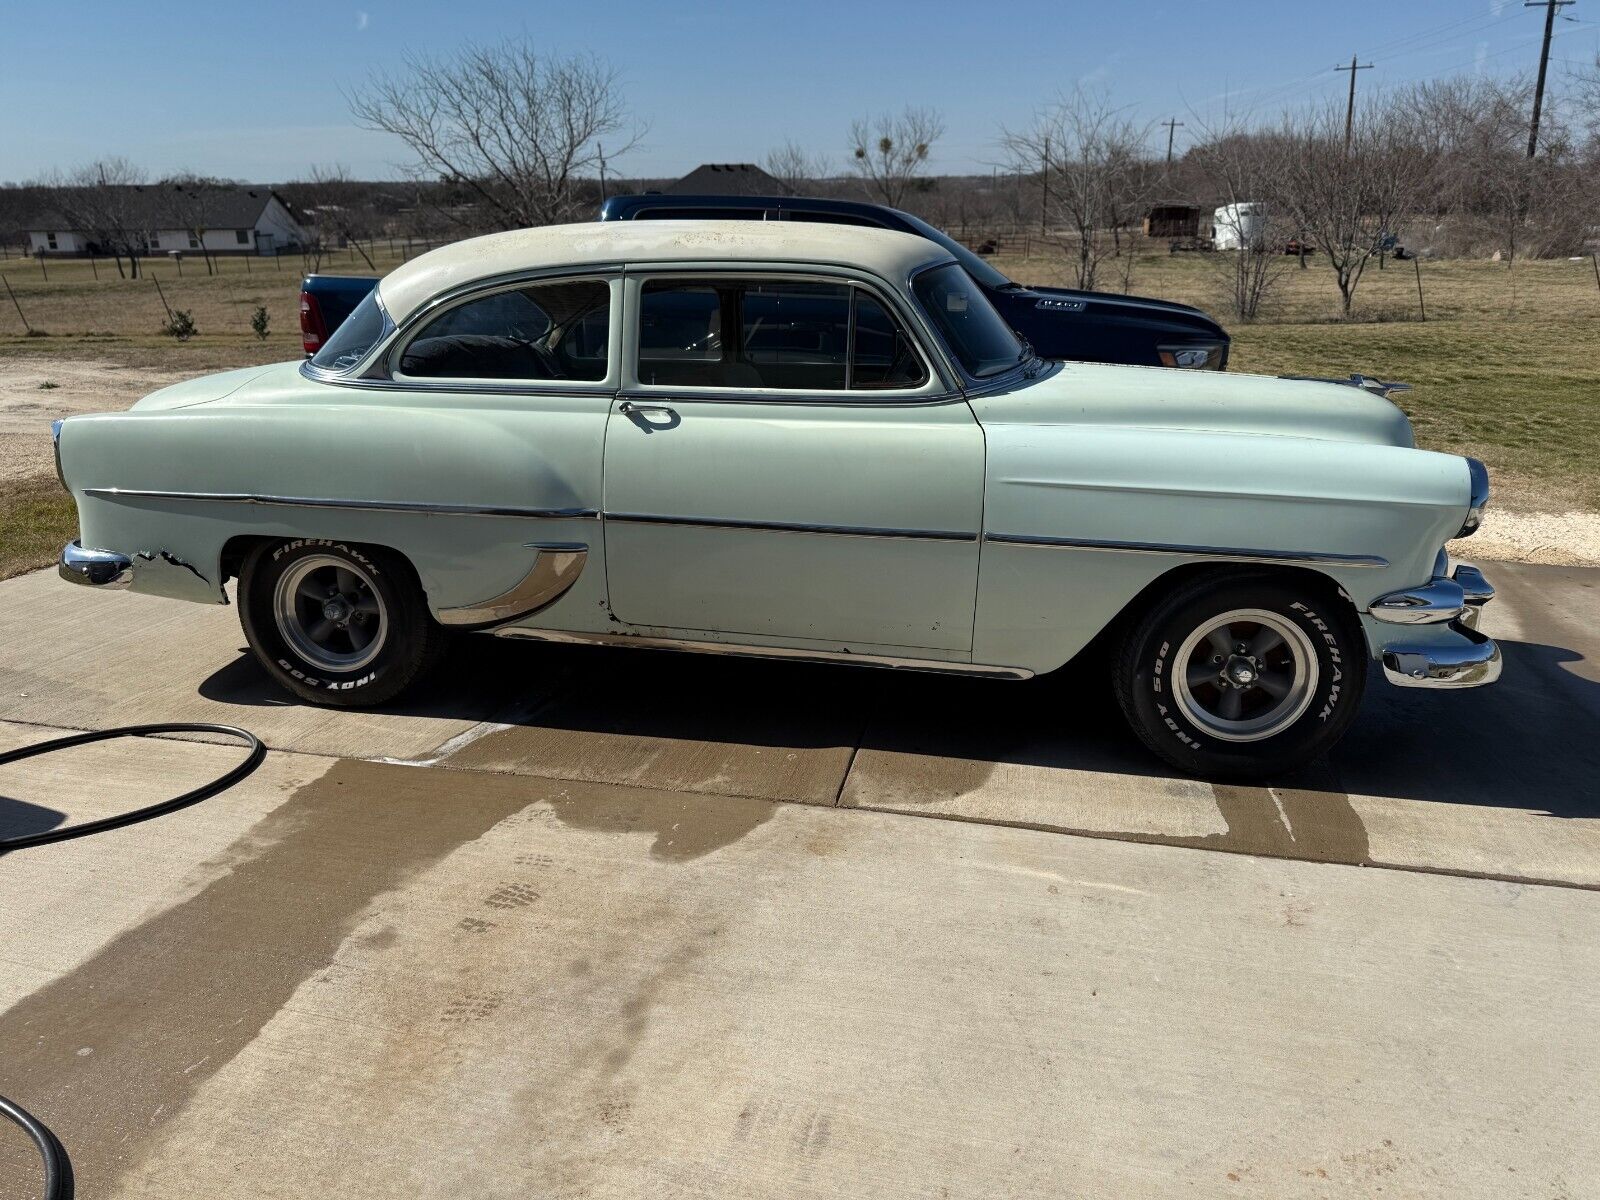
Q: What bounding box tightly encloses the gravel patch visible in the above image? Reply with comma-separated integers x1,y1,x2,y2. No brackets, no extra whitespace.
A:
0,357,189,484
1450,509,1600,568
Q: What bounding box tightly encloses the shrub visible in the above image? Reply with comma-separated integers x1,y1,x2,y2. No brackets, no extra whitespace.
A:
250,306,270,340
161,309,197,340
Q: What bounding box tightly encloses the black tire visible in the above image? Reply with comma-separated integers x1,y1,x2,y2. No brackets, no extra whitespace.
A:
238,538,445,707
1114,571,1367,779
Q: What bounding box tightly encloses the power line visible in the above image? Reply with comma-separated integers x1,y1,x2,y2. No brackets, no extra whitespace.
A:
1334,56,1374,146
1525,0,1577,157
1160,117,1184,165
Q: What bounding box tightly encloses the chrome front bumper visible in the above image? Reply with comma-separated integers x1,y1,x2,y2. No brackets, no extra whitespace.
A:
59,541,133,589
1370,562,1501,689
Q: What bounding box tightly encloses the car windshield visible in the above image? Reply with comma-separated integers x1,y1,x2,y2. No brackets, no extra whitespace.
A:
310,289,390,372
898,211,1012,290
912,263,1027,379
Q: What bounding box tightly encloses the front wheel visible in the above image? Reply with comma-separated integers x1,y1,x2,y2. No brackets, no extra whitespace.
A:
238,538,444,707
1114,573,1367,779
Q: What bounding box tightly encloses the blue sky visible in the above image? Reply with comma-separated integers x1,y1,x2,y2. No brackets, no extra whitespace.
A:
3,0,1597,183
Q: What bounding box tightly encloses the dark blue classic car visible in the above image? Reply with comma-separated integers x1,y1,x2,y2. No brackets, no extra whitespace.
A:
598,194,1230,371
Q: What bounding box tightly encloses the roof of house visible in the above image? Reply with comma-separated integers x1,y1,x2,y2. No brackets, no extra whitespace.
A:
376,219,952,324
662,163,786,196
30,184,292,232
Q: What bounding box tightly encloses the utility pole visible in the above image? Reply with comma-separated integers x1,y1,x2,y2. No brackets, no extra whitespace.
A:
1160,118,1184,166
1525,0,1575,158
1040,136,1050,233
597,142,608,203
1334,56,1374,148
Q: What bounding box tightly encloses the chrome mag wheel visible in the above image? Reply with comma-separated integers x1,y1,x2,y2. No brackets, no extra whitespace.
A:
1171,608,1319,743
271,554,388,672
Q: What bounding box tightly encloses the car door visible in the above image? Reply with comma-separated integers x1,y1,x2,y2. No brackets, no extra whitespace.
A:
601,270,984,653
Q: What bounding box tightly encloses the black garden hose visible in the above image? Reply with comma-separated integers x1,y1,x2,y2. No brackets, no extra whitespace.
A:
0,723,264,853
0,722,264,1199
0,1092,71,1200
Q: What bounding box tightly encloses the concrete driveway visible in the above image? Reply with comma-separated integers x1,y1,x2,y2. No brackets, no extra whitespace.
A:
1,561,1596,1198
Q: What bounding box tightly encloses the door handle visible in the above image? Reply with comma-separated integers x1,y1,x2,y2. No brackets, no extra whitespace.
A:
618,400,678,420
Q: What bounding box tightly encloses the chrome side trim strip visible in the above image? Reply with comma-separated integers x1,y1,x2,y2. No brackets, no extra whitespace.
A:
438,542,588,627
983,532,1388,569
84,488,598,522
604,511,978,542
491,626,1033,679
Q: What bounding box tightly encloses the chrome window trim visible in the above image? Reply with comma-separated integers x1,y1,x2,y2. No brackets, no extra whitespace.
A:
491,626,1033,679
604,511,977,542
83,488,597,521
299,287,396,383
621,265,959,401
983,532,1388,569
384,272,621,393
908,261,1035,392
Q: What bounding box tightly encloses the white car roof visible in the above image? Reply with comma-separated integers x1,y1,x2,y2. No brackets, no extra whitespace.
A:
376,219,954,324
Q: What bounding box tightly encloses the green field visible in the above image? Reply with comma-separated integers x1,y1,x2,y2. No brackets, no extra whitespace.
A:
2,242,1597,581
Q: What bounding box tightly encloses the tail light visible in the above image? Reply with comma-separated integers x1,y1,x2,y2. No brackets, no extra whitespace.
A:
300,291,327,357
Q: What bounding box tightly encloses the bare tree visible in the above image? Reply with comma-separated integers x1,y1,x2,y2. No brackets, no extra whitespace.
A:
849,107,944,207
349,43,644,229
1188,125,1293,321
41,158,152,278
159,173,238,275
765,140,831,195
1274,103,1434,315
1003,91,1155,292
293,165,378,268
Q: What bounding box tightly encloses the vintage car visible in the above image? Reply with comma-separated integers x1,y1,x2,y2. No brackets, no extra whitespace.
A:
53,221,1499,778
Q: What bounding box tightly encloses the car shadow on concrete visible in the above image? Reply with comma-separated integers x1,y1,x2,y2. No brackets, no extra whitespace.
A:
0,796,68,843
194,633,1596,871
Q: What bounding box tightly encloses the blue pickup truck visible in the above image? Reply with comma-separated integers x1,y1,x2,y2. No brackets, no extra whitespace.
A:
301,198,1230,370
299,274,382,357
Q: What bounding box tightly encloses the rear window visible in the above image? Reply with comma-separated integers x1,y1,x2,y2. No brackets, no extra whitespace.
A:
309,289,390,372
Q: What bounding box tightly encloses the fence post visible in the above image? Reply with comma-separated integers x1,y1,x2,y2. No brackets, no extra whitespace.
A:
152,277,173,321
1412,256,1426,322
2,274,32,333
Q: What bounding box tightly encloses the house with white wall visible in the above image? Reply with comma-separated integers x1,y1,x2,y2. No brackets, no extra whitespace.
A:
27,184,309,256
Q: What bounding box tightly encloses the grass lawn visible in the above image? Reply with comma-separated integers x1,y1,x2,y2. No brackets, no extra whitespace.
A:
0,474,78,581
1,241,1596,582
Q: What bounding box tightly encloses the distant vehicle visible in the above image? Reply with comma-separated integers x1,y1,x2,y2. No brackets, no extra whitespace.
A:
600,193,1231,371
55,220,1499,778
300,275,380,357
1213,202,1266,251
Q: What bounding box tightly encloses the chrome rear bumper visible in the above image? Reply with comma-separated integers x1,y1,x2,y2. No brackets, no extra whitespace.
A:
59,541,133,589
1371,562,1500,688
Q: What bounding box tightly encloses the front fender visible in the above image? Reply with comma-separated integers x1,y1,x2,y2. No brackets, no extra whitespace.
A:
973,425,1470,673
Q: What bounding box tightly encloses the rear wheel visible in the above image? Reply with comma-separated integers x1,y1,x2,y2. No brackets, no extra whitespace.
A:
238,538,444,707
1114,572,1366,778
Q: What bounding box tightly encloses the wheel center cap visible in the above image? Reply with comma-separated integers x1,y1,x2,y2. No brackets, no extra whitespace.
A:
1225,655,1257,686
322,596,352,624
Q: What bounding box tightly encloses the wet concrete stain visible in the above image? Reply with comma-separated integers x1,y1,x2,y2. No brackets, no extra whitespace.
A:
539,784,776,861
0,757,544,1197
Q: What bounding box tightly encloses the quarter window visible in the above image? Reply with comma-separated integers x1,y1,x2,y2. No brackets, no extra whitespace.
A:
399,278,611,382
636,278,926,392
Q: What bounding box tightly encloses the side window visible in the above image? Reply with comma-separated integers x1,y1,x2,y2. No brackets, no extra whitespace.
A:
852,293,928,389
399,278,610,382
636,278,927,392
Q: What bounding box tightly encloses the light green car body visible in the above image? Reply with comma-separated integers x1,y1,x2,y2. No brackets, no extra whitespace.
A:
54,221,1491,683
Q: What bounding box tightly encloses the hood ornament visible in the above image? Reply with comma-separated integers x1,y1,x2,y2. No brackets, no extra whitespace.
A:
1281,373,1412,399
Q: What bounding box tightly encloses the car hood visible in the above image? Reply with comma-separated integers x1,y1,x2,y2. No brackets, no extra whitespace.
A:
972,361,1416,448
1017,284,1224,333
